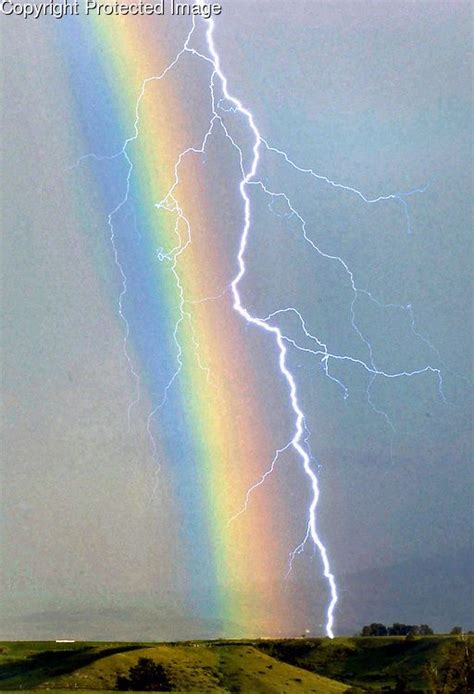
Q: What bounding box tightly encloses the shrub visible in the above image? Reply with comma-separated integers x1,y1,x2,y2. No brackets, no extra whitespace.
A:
115,657,173,691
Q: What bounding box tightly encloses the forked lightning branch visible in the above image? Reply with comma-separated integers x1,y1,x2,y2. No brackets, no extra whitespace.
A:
66,5,446,639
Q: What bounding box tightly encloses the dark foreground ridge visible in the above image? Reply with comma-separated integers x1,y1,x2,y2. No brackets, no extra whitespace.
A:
0,636,472,693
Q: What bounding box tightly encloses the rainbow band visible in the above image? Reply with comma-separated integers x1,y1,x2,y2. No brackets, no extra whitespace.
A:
59,12,300,635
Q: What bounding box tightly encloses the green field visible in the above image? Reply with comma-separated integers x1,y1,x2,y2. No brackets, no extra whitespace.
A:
0,636,471,693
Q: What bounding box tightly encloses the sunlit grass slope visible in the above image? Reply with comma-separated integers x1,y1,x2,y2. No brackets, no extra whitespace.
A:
1,636,470,692
0,641,347,693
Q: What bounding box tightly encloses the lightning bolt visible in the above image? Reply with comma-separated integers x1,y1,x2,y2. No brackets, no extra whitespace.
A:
71,6,447,640
195,11,341,638
146,114,219,470
197,9,443,639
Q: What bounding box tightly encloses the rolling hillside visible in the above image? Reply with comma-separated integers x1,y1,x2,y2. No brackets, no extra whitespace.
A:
0,641,347,693
0,636,472,692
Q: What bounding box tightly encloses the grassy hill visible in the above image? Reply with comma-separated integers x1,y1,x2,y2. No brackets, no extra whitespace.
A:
257,635,472,691
0,636,471,692
0,641,347,693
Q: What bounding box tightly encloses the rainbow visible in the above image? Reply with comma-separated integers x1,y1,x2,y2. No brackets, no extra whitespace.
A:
59,12,305,636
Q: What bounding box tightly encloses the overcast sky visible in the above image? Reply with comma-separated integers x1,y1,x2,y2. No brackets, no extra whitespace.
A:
1,0,472,638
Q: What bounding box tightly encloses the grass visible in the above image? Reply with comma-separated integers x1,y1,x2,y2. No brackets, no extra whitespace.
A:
0,636,470,692
256,635,471,690
0,641,347,693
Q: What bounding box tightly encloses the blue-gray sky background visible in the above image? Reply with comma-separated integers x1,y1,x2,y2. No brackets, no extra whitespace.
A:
1,0,472,637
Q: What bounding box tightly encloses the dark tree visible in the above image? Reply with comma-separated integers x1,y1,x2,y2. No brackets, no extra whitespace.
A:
116,657,173,691
361,622,434,637
388,623,418,636
419,624,434,635
450,626,463,635
361,623,389,636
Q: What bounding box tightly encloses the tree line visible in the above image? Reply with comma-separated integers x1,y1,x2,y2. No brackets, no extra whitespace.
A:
360,623,466,636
